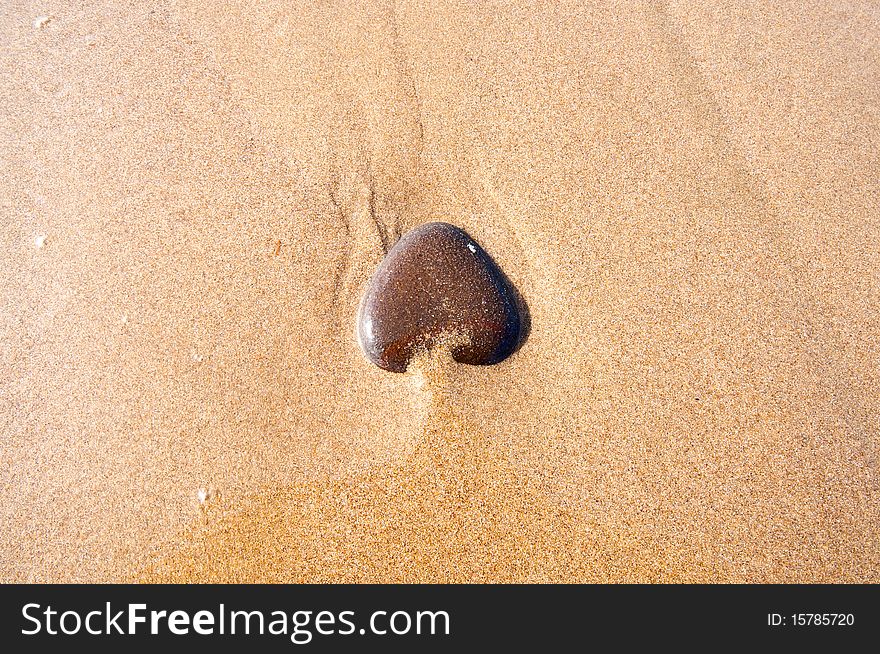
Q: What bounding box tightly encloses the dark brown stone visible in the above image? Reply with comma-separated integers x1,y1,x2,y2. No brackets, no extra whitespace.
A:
357,222,523,372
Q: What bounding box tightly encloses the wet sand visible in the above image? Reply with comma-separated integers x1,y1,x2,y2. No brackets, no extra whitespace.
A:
2,0,879,582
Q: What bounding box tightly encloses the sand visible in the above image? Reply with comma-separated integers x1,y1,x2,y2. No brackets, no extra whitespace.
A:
1,0,878,583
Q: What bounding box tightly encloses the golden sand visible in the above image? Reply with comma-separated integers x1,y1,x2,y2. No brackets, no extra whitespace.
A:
2,1,878,582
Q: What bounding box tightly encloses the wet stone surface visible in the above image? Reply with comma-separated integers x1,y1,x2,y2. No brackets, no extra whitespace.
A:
357,222,523,373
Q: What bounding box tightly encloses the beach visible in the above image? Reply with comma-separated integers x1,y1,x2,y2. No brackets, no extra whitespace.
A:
2,0,878,582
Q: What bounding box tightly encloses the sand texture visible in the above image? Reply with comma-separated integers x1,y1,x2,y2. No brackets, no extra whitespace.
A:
2,0,879,582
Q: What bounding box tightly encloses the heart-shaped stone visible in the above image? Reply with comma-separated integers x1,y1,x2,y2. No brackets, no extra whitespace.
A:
357,222,523,372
